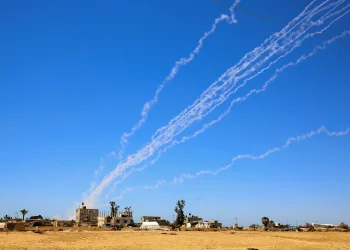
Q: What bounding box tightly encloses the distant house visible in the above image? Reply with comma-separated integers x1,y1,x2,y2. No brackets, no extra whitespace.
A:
98,208,133,228
141,216,161,223
51,220,75,227
141,216,168,226
76,203,98,225
312,223,337,228
0,222,7,231
6,222,25,231
25,215,45,226
185,215,202,224
98,216,132,227
140,221,160,230
208,220,222,228
29,215,43,220
195,220,210,228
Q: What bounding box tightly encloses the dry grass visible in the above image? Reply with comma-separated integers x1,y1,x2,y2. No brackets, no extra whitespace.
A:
1,230,349,250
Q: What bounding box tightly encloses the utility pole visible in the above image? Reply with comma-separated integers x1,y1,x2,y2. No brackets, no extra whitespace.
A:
173,215,174,223
234,217,238,225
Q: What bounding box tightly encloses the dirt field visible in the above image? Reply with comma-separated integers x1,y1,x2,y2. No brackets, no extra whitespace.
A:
1,230,350,250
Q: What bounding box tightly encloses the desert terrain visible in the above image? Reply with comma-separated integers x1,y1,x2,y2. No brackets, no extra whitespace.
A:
1,230,350,250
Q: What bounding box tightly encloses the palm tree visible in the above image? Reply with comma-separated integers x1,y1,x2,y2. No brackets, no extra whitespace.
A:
110,201,116,217
261,217,269,231
20,209,29,221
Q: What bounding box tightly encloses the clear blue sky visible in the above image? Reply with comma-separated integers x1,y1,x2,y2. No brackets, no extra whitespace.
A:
1,0,349,226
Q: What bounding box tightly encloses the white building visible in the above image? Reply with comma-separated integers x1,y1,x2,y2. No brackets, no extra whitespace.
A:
312,223,337,228
0,222,7,231
140,221,160,230
195,220,210,228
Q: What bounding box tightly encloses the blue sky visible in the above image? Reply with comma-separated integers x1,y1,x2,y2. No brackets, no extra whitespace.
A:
1,0,349,226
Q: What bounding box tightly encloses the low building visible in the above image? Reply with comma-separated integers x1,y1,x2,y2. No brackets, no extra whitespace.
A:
312,223,337,228
98,215,132,227
195,220,210,228
208,220,222,228
141,216,168,226
76,202,98,226
141,216,161,223
29,215,43,220
51,220,75,227
6,222,25,231
184,215,203,228
0,222,7,231
185,215,202,224
98,210,133,228
140,221,160,230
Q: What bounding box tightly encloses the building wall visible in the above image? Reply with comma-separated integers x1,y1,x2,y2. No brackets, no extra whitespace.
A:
185,216,202,224
141,216,161,222
76,207,98,224
195,221,209,228
98,216,132,227
6,223,25,231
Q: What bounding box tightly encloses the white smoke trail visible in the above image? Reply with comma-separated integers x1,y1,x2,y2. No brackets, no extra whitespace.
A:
132,29,350,179
152,1,322,140
180,0,346,126
156,27,350,154
144,126,350,189
85,0,342,205
117,0,242,159
151,0,321,140
144,1,342,158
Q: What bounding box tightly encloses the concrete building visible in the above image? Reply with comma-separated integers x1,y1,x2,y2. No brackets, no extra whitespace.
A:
184,215,203,228
312,223,337,228
52,220,75,227
98,216,132,227
0,222,7,232
140,221,160,230
6,222,25,231
195,220,210,228
98,210,133,228
185,215,202,224
141,216,161,223
141,216,168,226
208,220,222,228
76,202,98,225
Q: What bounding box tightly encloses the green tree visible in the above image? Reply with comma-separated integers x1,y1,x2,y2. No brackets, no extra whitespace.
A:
20,209,29,221
174,200,186,226
261,217,269,231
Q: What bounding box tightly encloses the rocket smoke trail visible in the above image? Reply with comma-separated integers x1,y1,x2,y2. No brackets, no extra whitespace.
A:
145,126,350,189
119,30,350,188
117,0,242,159
85,0,348,206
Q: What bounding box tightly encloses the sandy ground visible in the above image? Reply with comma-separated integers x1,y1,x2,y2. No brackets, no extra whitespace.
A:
1,230,350,250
